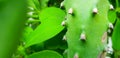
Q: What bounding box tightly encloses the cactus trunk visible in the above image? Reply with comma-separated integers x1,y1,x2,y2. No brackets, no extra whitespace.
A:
63,0,110,58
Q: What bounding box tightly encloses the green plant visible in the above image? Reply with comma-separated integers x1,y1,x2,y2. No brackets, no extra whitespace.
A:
64,0,110,58
0,0,120,58
0,0,27,58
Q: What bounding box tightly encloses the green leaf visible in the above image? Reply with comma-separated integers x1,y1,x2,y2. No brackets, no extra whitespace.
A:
108,10,116,23
25,7,65,47
26,50,63,58
112,19,120,50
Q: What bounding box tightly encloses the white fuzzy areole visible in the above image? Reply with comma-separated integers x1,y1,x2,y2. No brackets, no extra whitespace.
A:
80,32,86,41
93,7,98,14
110,4,114,10
60,1,64,8
109,23,114,29
74,53,79,58
68,8,73,14
61,21,66,26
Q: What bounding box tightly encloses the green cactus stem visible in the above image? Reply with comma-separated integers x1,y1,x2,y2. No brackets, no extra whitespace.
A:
63,0,110,58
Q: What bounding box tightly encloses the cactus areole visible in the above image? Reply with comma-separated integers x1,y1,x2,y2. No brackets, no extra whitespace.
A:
63,0,110,58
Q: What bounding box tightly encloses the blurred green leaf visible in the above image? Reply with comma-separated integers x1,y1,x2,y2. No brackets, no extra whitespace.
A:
112,19,120,50
26,50,63,58
25,7,65,47
108,10,116,23
0,0,27,58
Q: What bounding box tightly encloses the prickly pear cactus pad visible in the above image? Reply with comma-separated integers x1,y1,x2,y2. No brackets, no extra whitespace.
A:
63,0,110,58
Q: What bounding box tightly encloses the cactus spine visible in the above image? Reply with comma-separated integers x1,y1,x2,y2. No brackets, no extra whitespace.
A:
62,0,110,58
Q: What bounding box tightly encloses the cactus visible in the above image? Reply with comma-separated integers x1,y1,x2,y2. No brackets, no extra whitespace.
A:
62,0,110,58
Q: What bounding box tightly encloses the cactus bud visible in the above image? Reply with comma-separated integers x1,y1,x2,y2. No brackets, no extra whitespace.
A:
107,37,113,54
60,1,64,8
28,18,34,21
63,49,68,54
107,29,111,34
29,24,32,27
93,8,98,14
28,7,34,10
68,8,73,14
61,21,66,26
110,4,114,10
74,53,79,58
80,32,86,41
27,12,34,16
108,23,114,29
62,35,67,40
